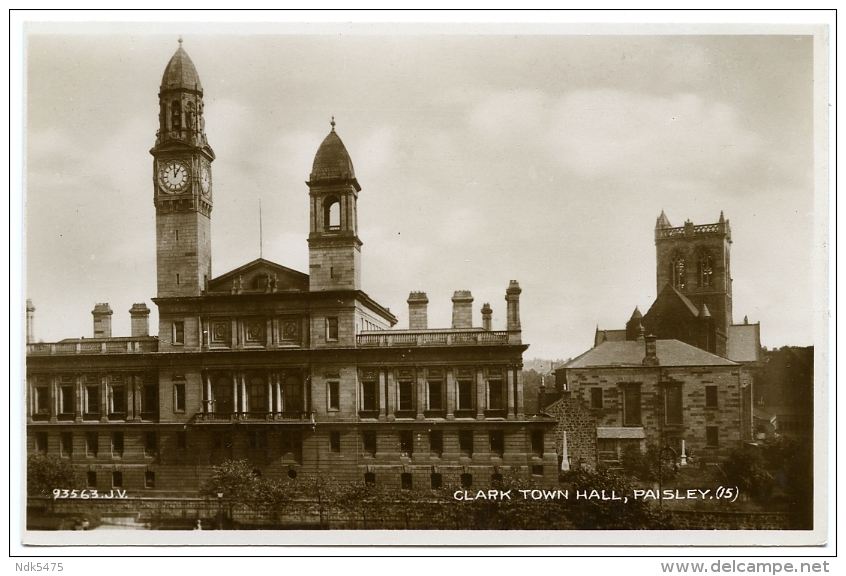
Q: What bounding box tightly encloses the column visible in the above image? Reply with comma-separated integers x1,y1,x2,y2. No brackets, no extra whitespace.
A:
127,374,136,421
446,368,456,420
134,374,143,422
99,375,108,423
267,372,273,416
386,369,396,422
266,318,273,347
516,368,525,419
49,375,58,423
231,319,238,349
476,367,485,420
275,375,283,413
205,373,212,413
506,367,516,420
232,374,239,415
240,374,248,416
75,374,83,423
378,369,387,421
416,369,425,420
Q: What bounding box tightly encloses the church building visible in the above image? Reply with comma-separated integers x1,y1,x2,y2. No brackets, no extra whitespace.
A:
25,41,559,495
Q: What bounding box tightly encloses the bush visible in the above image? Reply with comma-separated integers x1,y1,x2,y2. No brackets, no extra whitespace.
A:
722,445,775,503
27,454,83,498
620,443,678,483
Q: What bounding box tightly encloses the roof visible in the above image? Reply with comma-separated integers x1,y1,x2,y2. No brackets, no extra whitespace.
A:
161,42,202,92
727,323,762,363
310,126,357,183
593,328,627,347
563,339,738,369
208,258,309,293
655,210,673,229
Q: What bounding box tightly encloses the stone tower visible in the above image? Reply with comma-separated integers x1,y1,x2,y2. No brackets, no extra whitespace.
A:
307,119,362,291
150,39,215,298
654,210,733,337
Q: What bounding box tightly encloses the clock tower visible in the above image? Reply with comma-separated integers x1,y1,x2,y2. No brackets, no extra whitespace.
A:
151,39,215,298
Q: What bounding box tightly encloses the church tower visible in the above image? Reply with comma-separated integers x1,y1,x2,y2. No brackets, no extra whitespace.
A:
150,39,215,298
307,119,362,291
654,210,733,338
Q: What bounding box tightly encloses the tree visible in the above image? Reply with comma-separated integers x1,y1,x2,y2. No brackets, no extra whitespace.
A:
620,443,678,483
200,459,262,504
27,454,83,498
722,445,775,503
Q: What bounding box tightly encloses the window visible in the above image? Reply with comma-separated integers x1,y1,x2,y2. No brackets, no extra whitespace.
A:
247,430,267,449
60,386,74,415
170,100,181,130
329,431,341,453
670,254,686,289
698,252,713,287
705,385,718,408
288,469,297,480
665,384,683,425
363,431,377,457
142,384,158,416
35,386,49,414
457,379,473,411
213,378,233,415
364,472,376,486
177,431,187,450
460,473,472,488
35,432,47,454
622,384,642,426
326,317,339,341
87,471,97,489
429,431,443,457
706,426,719,448
431,473,443,489
531,430,544,456
590,387,603,409
112,471,123,488
145,471,155,489
86,432,98,457
60,432,73,457
174,384,186,412
428,380,443,411
112,432,124,457
398,381,414,412
110,386,125,415
144,432,157,456
324,196,341,231
283,376,302,413
280,431,302,463
401,473,412,491
488,378,504,411
399,431,413,457
459,431,473,456
490,430,504,457
173,321,185,345
532,465,544,476
328,381,339,411
361,380,377,411
86,386,99,415
248,376,267,413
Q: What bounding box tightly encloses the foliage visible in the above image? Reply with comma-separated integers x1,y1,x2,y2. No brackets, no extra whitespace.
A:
27,454,83,497
620,443,678,483
760,436,814,527
721,445,775,503
200,459,264,504
560,467,674,530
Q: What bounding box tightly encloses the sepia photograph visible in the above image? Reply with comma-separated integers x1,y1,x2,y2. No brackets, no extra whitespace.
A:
14,15,830,552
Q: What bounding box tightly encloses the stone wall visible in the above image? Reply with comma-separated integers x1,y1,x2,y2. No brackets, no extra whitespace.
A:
544,393,597,470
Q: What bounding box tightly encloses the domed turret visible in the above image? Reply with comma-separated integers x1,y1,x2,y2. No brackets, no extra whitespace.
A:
160,39,203,93
310,118,358,187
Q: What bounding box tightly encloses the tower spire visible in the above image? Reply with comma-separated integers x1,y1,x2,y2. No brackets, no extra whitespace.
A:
330,116,336,131
259,199,263,259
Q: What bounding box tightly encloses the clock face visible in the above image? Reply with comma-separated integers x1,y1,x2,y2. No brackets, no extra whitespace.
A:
200,165,211,196
159,160,190,193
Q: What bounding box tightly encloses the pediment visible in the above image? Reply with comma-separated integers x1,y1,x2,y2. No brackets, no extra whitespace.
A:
208,258,309,294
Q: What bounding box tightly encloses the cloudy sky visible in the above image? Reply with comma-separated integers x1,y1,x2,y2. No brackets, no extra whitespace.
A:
23,25,821,361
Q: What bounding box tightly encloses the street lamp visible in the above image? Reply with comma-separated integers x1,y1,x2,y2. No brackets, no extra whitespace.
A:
217,492,223,530
658,445,678,510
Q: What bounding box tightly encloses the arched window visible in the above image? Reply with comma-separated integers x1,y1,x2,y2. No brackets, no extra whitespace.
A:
171,100,182,130
249,375,267,413
698,251,713,288
323,196,340,231
669,253,685,289
213,376,233,414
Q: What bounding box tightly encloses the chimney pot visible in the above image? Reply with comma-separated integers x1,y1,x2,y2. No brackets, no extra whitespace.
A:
92,303,113,338
451,290,474,329
129,302,151,337
407,291,429,330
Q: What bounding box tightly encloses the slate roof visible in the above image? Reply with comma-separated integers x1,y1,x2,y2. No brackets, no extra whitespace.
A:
593,328,627,347
727,323,762,363
161,43,203,92
563,339,738,369
310,128,356,182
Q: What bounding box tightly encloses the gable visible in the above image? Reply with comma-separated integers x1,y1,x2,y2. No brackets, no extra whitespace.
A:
642,284,701,339
208,258,309,294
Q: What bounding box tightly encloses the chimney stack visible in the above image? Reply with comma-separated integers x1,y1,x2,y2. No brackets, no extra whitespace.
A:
407,292,429,330
26,299,35,344
505,280,522,332
129,303,151,337
481,303,493,331
643,334,659,366
92,303,113,338
451,290,474,329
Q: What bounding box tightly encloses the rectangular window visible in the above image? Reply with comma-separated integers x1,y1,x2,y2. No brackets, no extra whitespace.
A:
531,430,544,456
399,430,413,457
142,384,158,416
329,431,341,453
35,432,47,454
173,321,185,344
532,464,544,476
35,386,49,414
459,430,474,456
86,432,98,457
145,471,155,489
86,386,99,415
362,380,377,411
112,471,123,488
328,381,339,410
60,432,73,457
326,317,339,341
457,380,473,411
590,387,603,409
429,431,443,457
110,386,125,415
622,384,642,426
488,379,503,410
398,381,413,412
174,383,186,412
490,430,504,457
428,380,443,411
363,431,377,457
144,432,157,456
401,473,412,491
60,386,74,414
706,426,719,448
705,385,718,408
280,431,302,463
665,384,683,425
248,381,267,413
87,471,97,489
112,432,124,457
177,431,187,450
431,473,443,489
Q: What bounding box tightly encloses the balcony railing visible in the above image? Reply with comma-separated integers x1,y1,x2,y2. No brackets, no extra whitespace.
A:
27,339,158,356
194,411,309,423
656,222,724,239
356,330,511,348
